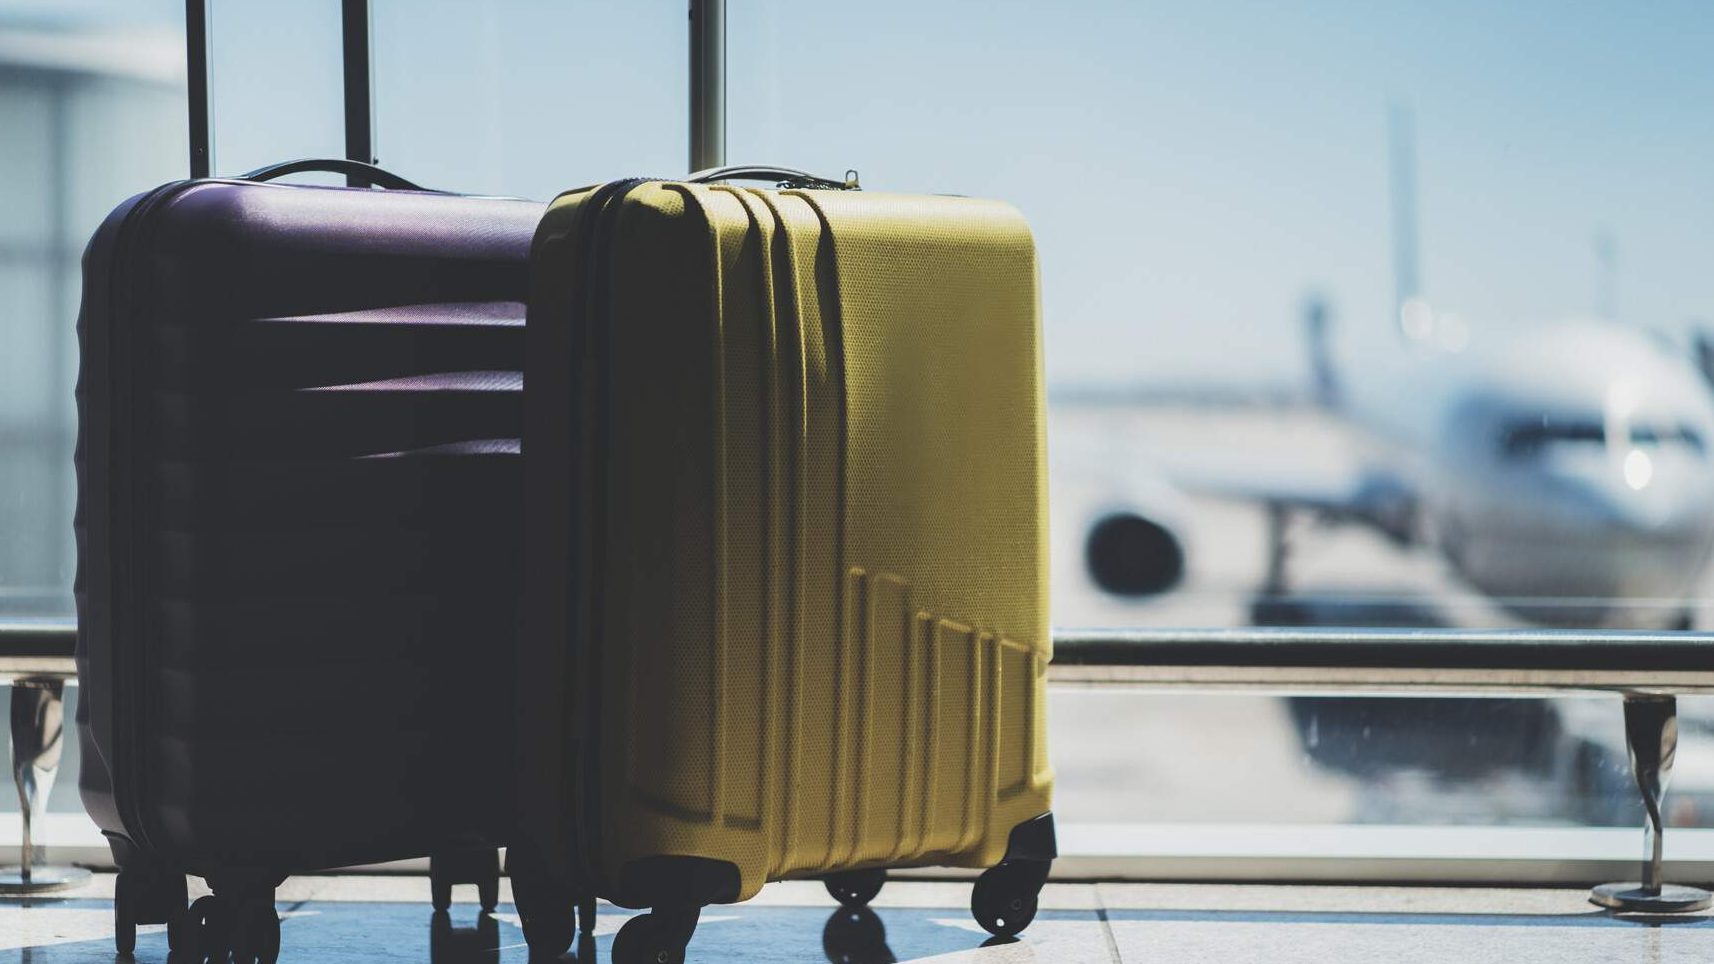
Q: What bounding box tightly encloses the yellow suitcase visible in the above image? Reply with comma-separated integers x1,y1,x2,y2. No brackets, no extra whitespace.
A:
514,167,1054,962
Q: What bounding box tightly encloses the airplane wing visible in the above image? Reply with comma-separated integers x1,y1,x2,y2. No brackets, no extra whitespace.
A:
1050,387,1423,546
1168,455,1420,546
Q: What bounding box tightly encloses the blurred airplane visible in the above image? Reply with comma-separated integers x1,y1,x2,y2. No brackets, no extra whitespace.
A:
1071,106,1714,630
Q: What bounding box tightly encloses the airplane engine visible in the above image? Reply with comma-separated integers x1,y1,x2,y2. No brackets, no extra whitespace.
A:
1084,509,1186,597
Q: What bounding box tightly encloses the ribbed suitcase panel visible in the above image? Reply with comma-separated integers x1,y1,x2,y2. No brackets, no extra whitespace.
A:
76,181,539,873
588,183,1051,900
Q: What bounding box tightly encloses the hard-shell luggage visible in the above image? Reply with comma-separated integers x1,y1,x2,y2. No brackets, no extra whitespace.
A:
75,3,543,956
75,161,542,958
513,167,1056,962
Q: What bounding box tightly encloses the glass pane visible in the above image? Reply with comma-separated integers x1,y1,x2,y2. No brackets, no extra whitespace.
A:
207,0,344,175
1050,690,1661,827
0,85,52,242
0,10,185,618
733,0,1714,829
372,0,684,199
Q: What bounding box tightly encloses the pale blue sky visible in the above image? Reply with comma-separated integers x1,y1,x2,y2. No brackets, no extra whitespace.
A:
7,0,1712,387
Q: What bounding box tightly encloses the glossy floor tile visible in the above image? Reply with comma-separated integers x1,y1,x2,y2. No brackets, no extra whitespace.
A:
1099,883,1714,964
0,877,1113,963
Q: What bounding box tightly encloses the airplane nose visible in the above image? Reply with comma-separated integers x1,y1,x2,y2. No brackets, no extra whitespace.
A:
1578,452,1714,535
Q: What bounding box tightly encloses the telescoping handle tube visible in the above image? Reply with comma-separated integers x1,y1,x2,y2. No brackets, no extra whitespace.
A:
689,0,725,172
185,0,378,186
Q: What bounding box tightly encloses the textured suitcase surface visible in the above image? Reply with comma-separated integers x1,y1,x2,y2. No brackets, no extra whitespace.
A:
518,177,1053,954
75,177,541,883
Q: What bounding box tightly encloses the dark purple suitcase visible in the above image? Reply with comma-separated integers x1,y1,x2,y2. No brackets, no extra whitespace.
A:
74,163,542,957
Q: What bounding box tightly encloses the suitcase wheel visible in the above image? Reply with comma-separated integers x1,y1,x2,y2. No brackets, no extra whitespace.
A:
519,906,575,959
611,906,699,964
179,892,279,964
578,895,599,935
113,870,138,955
229,900,281,964
181,895,227,960
114,863,190,954
506,848,578,957
114,905,136,955
167,902,200,955
823,868,887,908
970,860,1047,938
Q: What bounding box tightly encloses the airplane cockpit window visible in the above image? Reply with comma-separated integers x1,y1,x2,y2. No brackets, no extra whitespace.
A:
1501,419,1706,459
1499,419,1607,458
1633,424,1706,453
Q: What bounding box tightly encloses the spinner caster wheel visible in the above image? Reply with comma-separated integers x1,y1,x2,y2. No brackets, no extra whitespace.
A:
184,895,232,963
228,899,280,964
507,851,574,959
824,868,887,908
521,910,574,961
971,862,1042,938
578,894,599,936
116,865,190,955
611,909,696,964
114,872,139,955
167,901,202,957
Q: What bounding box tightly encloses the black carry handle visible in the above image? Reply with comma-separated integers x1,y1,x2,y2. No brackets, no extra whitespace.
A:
186,0,377,185
240,159,437,193
686,165,861,191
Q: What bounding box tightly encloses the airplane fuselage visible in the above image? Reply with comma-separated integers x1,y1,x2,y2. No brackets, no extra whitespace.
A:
1349,320,1714,628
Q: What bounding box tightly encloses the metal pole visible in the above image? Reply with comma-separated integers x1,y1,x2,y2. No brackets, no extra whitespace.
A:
689,0,726,172
185,0,212,178
341,0,375,186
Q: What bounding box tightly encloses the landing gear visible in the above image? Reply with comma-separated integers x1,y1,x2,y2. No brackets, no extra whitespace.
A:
430,849,501,913
611,905,698,964
171,888,280,963
823,868,886,908
112,862,188,955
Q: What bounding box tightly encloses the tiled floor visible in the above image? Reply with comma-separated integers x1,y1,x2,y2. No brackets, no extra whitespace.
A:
4,876,1714,962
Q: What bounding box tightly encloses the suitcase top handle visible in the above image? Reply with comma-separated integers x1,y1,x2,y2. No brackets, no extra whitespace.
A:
239,159,439,193
685,165,861,191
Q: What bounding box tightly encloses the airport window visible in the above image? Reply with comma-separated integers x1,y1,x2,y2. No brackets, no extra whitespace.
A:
5,0,1714,882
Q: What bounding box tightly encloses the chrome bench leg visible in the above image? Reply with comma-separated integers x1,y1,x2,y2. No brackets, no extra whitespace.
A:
1,679,90,895
1591,694,1711,913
